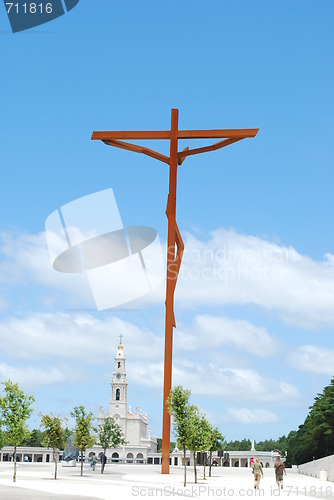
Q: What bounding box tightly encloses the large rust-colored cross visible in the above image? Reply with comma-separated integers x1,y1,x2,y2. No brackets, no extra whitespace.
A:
92,109,258,474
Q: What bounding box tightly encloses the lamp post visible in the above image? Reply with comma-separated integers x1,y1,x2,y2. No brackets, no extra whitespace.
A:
92,108,258,474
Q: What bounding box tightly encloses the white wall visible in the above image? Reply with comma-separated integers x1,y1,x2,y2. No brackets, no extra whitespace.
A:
298,455,334,482
126,419,141,446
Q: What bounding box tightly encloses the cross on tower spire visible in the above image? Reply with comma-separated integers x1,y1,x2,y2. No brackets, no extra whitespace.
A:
119,334,123,344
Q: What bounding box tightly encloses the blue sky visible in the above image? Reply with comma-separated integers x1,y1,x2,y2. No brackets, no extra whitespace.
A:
1,0,334,444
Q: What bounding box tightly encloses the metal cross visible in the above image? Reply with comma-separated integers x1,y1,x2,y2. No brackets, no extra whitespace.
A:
92,109,258,474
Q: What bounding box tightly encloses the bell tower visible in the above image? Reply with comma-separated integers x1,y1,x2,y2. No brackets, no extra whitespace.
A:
109,335,128,418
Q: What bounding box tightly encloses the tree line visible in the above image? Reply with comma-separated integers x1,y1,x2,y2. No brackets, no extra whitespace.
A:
2,376,334,483
224,378,334,467
168,378,334,477
0,380,125,482
285,378,334,466
225,436,288,454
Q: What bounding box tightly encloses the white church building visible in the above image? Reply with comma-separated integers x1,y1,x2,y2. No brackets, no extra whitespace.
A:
87,339,157,462
83,339,280,468
0,339,282,468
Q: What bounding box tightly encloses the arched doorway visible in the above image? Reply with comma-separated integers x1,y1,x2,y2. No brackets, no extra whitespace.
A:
126,452,134,463
136,453,144,463
112,452,119,463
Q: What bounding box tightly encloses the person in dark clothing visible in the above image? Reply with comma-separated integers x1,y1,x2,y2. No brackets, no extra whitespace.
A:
274,456,286,489
101,453,107,473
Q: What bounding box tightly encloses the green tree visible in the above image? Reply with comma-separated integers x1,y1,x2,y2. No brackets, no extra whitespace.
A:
208,427,224,477
285,430,298,467
255,435,288,455
0,427,4,450
286,378,334,465
186,410,212,483
40,414,67,480
71,406,95,477
63,426,73,442
225,438,252,451
167,386,194,487
96,417,126,474
0,380,34,482
157,438,176,453
21,428,45,447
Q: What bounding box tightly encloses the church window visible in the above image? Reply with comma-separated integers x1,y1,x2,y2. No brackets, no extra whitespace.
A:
118,362,121,368
116,388,120,401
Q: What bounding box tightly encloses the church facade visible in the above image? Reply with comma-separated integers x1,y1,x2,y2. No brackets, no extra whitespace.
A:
88,340,157,462
85,340,279,468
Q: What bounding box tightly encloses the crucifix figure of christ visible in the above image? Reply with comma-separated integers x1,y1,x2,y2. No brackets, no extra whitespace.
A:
92,108,258,474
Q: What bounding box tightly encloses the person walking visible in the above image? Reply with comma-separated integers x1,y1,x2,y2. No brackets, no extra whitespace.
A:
252,458,263,490
91,454,97,472
101,453,107,473
274,456,287,489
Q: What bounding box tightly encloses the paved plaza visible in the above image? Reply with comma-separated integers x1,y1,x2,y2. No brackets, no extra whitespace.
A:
0,463,334,499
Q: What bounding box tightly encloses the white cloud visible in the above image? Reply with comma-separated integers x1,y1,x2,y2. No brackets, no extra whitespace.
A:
0,312,163,364
0,310,299,405
0,229,165,311
225,408,279,425
325,253,334,266
127,362,164,389
173,358,299,404
0,230,93,308
175,229,334,328
286,345,334,376
137,358,300,404
0,363,69,389
1,228,334,328
176,315,278,357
